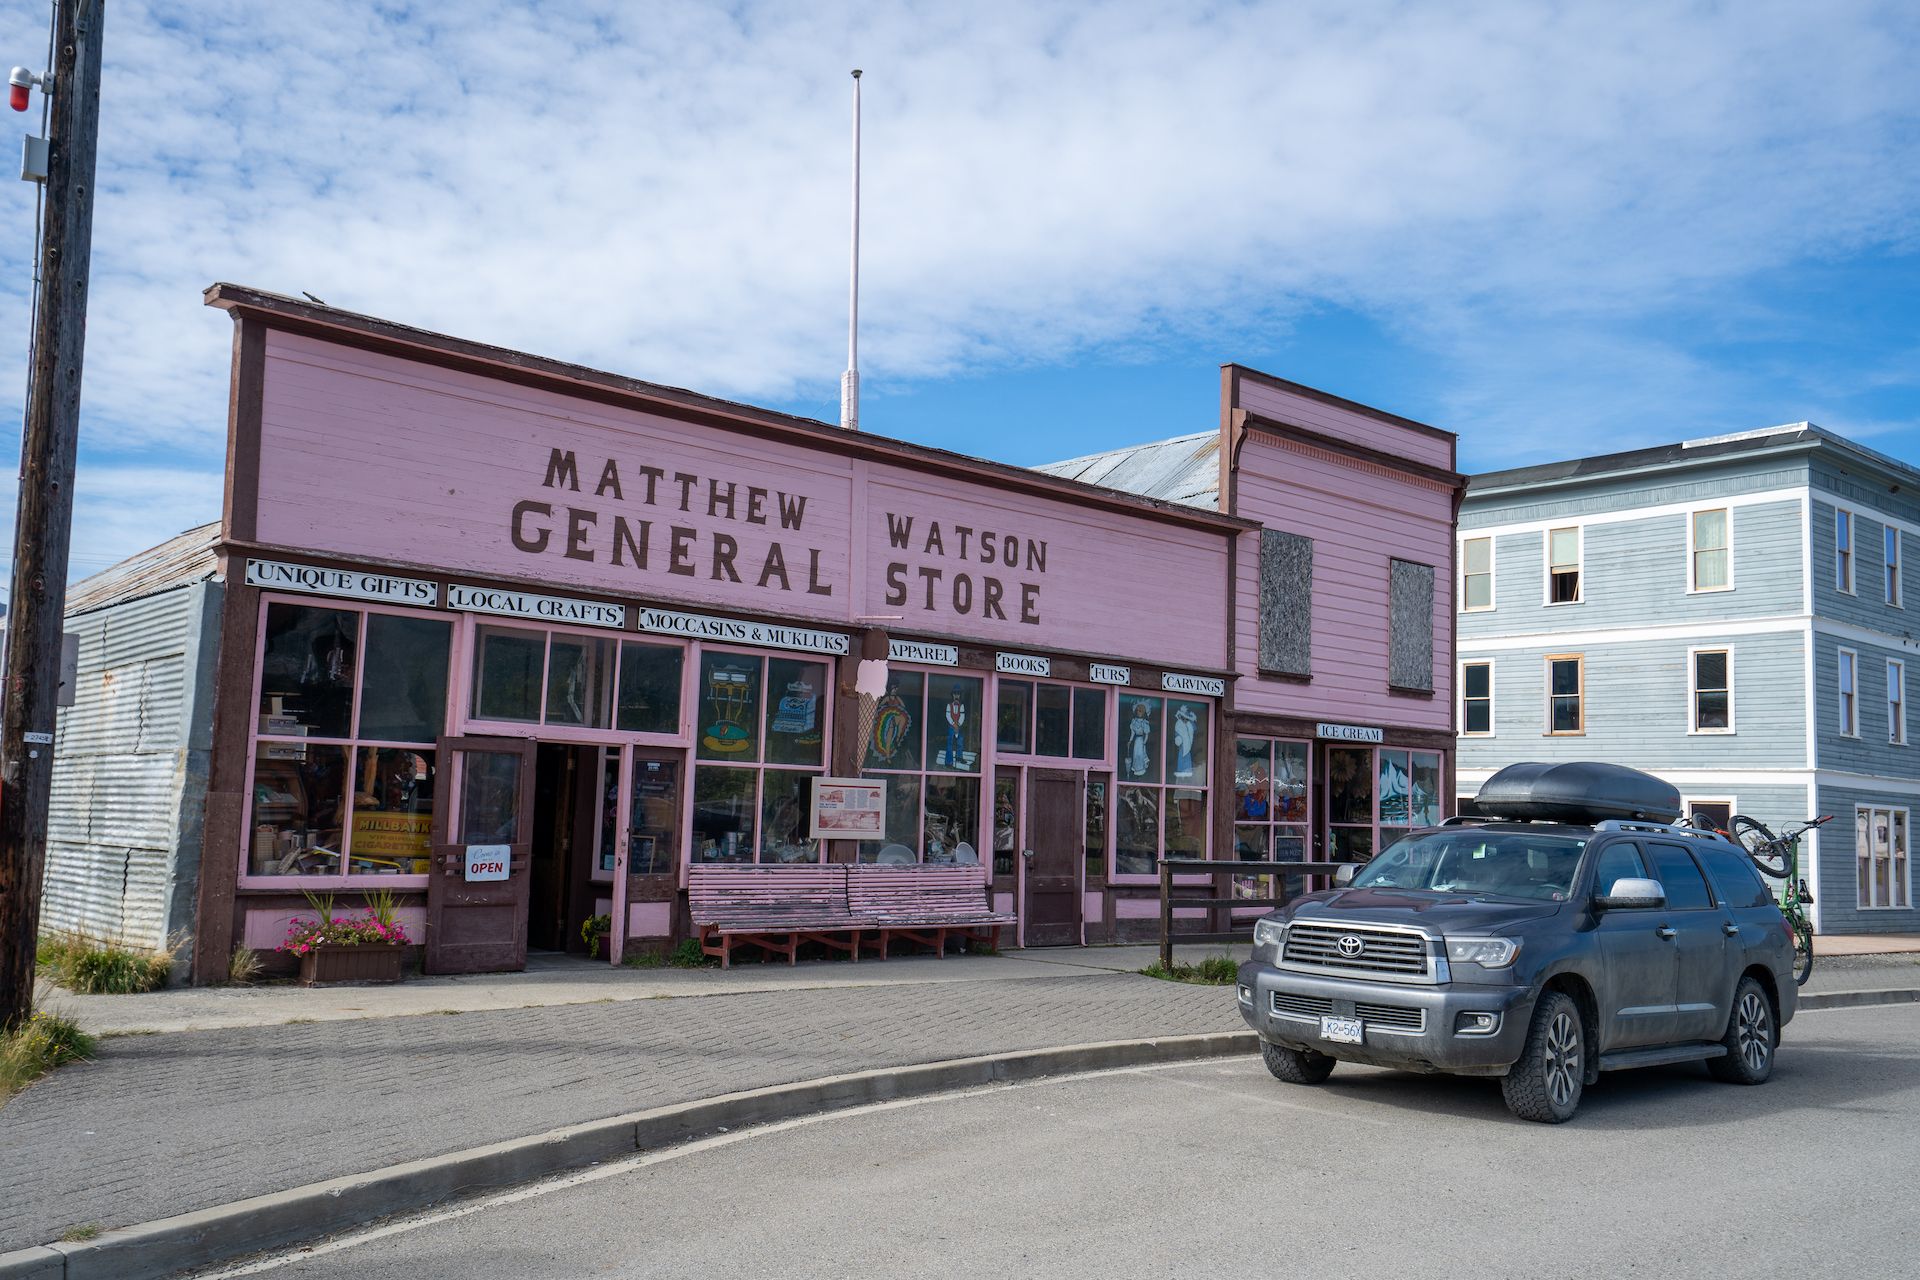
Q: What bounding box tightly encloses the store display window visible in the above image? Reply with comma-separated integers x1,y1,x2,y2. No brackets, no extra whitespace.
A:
860,672,986,863
689,649,830,864
1111,696,1212,876
246,599,451,882
1231,737,1311,900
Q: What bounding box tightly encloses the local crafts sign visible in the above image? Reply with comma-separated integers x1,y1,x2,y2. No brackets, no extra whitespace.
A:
446,584,626,629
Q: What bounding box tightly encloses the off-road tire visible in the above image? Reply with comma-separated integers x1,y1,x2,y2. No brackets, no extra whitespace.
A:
1501,991,1585,1123
1261,1039,1335,1084
1707,976,1777,1084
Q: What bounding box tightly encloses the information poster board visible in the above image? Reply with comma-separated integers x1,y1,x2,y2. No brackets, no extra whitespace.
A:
809,777,886,840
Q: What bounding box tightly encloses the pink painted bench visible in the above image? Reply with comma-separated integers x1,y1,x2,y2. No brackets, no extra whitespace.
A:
688,866,863,968
846,865,1016,959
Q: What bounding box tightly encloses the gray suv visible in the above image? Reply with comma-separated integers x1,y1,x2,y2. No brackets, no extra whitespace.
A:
1236,777,1797,1123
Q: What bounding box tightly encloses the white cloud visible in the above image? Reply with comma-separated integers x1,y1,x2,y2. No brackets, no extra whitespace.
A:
0,0,1917,573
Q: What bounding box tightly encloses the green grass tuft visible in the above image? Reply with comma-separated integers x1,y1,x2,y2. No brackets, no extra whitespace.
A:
37,932,174,995
1,1011,95,1105
58,1223,101,1243
1141,953,1240,986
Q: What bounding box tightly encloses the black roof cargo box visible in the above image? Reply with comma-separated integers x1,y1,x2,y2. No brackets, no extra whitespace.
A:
1474,762,1681,825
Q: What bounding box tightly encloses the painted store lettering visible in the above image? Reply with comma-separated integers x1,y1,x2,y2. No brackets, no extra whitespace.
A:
881,514,1046,626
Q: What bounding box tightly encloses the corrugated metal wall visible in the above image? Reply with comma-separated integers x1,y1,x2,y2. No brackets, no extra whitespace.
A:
44,581,219,953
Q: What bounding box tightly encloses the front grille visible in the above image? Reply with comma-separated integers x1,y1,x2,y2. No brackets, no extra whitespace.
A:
1271,991,1334,1020
1282,923,1432,981
1353,1001,1426,1033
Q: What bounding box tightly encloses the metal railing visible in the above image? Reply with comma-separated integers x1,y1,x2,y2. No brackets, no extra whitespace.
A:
1156,857,1330,971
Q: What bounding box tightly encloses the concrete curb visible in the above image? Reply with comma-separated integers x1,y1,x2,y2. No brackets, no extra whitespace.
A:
0,1030,1257,1280
1800,987,1920,1011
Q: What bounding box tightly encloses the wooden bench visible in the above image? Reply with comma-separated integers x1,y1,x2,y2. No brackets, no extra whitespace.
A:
687,866,864,968
846,865,1017,959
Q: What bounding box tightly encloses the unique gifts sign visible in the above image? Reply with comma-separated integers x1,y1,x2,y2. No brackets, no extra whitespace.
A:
246,559,438,606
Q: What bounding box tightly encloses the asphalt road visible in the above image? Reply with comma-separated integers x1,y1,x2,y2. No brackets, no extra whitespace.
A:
208,1004,1920,1280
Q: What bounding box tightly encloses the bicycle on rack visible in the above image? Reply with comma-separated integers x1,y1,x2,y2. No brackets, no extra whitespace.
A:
1727,814,1829,987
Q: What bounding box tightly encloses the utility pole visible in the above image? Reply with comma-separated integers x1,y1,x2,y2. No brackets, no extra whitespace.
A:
839,68,861,431
0,0,104,1034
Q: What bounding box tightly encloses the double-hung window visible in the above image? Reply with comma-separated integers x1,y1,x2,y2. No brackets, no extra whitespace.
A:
1836,510,1855,593
1690,508,1730,592
1890,660,1907,746
1690,648,1732,733
1546,655,1584,734
1856,806,1911,910
1461,661,1494,735
1546,528,1581,604
1838,648,1859,737
1887,526,1903,607
1462,537,1494,611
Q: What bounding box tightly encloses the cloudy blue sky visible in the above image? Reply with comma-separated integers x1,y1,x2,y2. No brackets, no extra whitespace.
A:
3,1,1919,583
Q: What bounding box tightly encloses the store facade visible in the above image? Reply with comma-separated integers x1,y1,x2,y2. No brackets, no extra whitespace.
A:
189,285,1249,978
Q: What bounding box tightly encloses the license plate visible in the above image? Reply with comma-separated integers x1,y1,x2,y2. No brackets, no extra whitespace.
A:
1320,1015,1363,1045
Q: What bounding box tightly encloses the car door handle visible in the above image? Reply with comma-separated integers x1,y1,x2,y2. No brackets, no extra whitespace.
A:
1655,926,1676,940
1723,923,1741,937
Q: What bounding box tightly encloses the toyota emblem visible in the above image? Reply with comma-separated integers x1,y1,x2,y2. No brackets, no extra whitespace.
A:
1337,935,1366,958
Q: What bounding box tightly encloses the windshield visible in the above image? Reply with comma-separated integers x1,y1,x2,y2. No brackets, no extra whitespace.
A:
1350,829,1588,901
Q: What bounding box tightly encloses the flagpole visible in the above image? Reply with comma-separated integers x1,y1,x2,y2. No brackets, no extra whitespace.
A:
840,69,861,431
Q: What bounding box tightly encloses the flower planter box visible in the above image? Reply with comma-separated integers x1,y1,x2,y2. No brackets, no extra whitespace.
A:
299,944,406,986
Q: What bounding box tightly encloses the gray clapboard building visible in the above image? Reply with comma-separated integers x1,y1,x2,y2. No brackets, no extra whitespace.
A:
1457,424,1916,936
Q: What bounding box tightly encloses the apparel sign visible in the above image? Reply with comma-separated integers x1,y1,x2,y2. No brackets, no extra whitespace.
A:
1317,722,1385,744
463,844,510,882
996,652,1050,676
889,639,958,666
446,584,626,629
246,559,438,606
1161,672,1225,697
1089,663,1131,686
638,607,849,655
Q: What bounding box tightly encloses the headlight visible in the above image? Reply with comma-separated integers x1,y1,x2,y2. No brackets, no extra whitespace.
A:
1253,918,1287,948
1445,936,1520,967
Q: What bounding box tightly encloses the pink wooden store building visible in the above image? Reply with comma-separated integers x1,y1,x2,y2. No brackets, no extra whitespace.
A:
49,285,1461,980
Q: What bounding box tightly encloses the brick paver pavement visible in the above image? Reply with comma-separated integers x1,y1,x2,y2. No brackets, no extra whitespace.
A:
0,973,1242,1251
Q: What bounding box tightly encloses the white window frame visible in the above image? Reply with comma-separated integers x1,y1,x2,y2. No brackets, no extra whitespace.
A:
1835,508,1855,595
1855,804,1911,911
1838,647,1859,737
1543,526,1582,606
1886,525,1903,608
1460,659,1495,737
1687,645,1735,735
1686,506,1734,594
1461,536,1495,613
1545,653,1584,736
1681,797,1738,834
1890,659,1907,746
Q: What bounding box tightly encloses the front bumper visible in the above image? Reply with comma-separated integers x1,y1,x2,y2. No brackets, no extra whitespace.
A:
1237,960,1535,1077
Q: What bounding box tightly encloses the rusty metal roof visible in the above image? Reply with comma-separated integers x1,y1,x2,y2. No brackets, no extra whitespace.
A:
65,522,221,617
1032,432,1222,509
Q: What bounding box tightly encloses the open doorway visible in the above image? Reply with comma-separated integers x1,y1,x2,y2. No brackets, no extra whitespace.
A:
527,743,599,954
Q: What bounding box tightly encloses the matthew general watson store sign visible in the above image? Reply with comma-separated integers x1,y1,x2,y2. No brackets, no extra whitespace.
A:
191,284,1248,979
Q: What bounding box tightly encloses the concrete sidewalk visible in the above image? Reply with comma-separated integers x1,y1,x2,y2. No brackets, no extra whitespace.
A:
0,956,1243,1255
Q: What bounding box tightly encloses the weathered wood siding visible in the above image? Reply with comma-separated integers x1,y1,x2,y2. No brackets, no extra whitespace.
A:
252,332,1228,668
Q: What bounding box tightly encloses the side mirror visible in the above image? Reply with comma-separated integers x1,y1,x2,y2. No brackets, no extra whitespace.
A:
1333,863,1359,887
1596,877,1666,910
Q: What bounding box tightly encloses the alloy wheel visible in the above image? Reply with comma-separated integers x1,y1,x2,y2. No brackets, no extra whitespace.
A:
1544,1009,1581,1107
1736,990,1773,1073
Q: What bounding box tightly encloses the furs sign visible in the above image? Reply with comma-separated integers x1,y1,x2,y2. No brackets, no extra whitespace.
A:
508,449,836,598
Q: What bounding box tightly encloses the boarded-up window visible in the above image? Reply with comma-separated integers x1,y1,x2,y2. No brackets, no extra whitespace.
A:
1258,530,1312,678
1389,559,1435,692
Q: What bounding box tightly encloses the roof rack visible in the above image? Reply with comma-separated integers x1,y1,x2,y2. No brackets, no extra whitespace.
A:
1592,819,1731,844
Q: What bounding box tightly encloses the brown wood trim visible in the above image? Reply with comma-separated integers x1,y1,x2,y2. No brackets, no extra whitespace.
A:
203,284,1256,537
1237,408,1467,490
1227,363,1455,445
222,319,265,544
191,565,258,983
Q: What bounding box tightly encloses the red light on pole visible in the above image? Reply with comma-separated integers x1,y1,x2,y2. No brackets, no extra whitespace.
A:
7,83,27,112
9,66,40,112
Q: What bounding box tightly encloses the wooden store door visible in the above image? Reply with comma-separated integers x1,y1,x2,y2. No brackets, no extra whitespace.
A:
425,736,538,975
1022,768,1083,947
609,748,683,964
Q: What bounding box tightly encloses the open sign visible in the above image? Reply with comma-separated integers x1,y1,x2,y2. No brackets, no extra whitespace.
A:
463,844,511,882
